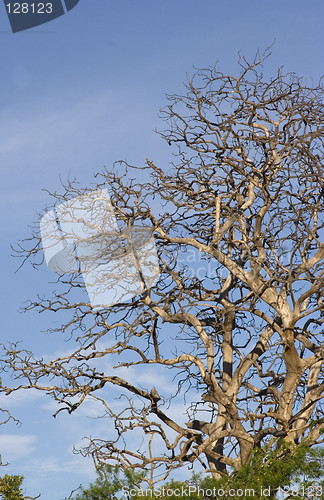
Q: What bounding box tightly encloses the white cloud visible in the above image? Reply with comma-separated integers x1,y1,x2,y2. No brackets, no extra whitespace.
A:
40,393,104,419
0,434,37,461
0,83,156,186
0,388,45,409
21,454,94,477
0,90,116,159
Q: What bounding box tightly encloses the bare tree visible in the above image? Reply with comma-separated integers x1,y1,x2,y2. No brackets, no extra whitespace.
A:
1,51,323,486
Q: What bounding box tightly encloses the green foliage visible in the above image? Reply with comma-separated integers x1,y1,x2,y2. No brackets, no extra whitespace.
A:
196,442,324,499
309,418,324,433
0,474,24,500
291,446,324,497
72,442,324,500
73,464,146,500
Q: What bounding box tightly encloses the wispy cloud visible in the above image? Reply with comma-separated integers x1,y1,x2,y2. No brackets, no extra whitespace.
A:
0,433,37,461
20,454,94,477
0,90,116,158
0,84,158,181
0,388,45,409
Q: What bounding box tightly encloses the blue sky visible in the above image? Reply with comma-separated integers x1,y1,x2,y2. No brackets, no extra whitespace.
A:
0,0,323,498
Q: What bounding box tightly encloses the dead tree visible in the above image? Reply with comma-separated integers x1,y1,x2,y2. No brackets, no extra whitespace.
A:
1,51,323,486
